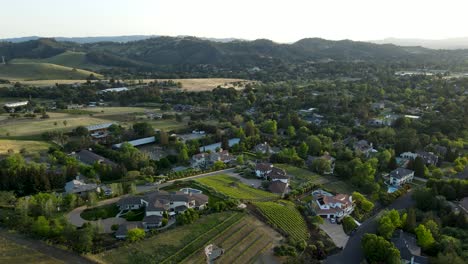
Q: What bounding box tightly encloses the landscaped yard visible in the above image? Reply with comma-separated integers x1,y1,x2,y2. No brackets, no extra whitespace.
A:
275,164,331,187
253,200,309,242
196,174,278,200
93,212,245,264
80,203,120,221
0,235,63,264
322,180,354,194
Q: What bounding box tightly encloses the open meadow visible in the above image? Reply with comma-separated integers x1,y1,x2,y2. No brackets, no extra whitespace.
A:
0,235,63,264
196,174,278,200
0,139,50,154
0,63,102,81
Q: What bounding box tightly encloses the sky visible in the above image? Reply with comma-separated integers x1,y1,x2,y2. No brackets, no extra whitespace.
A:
1,0,468,43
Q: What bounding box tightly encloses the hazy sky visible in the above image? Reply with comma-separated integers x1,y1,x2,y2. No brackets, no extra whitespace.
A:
2,0,468,42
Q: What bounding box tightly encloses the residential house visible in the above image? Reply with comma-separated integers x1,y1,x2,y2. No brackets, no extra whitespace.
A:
389,168,414,187
73,149,117,167
255,163,273,178
416,151,438,166
400,152,418,160
4,101,29,112
253,142,275,154
199,138,240,152
117,197,144,210
98,87,129,94
64,178,100,195
191,150,235,169
86,123,116,142
112,136,156,149
142,215,163,229
354,140,377,157
312,190,354,220
391,230,428,264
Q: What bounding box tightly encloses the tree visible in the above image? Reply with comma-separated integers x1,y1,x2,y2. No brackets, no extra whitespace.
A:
362,233,400,264
378,215,396,239
245,120,257,137
413,156,426,178
310,158,331,175
178,146,189,164
342,216,358,234
133,122,154,137
404,207,417,232
127,228,145,242
236,155,244,165
32,216,50,237
415,224,435,250
287,125,296,138
74,126,89,137
213,161,226,170
87,192,98,206
424,220,440,240
297,142,309,159
63,120,68,126
260,120,277,135
306,135,321,155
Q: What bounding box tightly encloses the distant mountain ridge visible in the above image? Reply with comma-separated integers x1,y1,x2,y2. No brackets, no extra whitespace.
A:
0,35,245,44
371,37,468,50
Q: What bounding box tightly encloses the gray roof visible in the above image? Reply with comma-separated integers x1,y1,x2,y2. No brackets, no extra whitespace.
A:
113,136,156,149
269,181,288,194
74,150,116,166
391,230,428,264
390,168,414,179
117,196,142,207
86,123,115,132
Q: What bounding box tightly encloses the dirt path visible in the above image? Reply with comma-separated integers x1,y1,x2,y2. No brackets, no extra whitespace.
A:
0,228,97,264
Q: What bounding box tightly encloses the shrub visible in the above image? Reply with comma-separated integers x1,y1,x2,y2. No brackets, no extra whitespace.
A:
342,216,358,234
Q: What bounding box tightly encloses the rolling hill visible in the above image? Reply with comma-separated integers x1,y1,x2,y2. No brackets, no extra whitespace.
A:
11,51,106,71
0,62,102,81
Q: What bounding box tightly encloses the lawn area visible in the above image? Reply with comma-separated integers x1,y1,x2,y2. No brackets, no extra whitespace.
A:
146,119,187,131
253,200,309,242
0,235,63,264
121,207,145,221
0,139,50,154
0,112,113,137
182,215,281,264
161,181,222,207
93,212,244,264
275,164,330,187
322,180,354,194
196,174,278,200
80,204,120,221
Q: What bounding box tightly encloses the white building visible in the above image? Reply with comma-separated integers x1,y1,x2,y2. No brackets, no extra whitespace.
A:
313,190,354,219
389,168,414,187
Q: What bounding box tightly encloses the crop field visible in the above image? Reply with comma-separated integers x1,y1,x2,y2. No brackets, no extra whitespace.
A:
182,215,281,264
0,63,102,81
93,212,245,264
275,164,329,187
0,139,50,154
196,174,278,200
253,201,309,242
0,235,63,264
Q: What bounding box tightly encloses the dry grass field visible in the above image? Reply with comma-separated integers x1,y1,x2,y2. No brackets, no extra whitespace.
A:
0,235,63,264
0,139,50,154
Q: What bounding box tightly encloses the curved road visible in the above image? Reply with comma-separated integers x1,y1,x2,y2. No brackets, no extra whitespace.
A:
325,192,415,264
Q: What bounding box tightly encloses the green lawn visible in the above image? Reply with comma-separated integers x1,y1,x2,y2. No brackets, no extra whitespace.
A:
253,200,309,242
196,174,278,200
275,164,330,187
121,207,145,221
93,212,244,264
0,235,63,264
81,204,120,221
322,181,355,194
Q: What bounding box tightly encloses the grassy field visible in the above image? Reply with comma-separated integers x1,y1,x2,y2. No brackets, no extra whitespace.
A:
93,212,244,264
196,174,278,200
0,235,63,264
322,180,354,194
0,139,50,154
275,164,329,188
0,63,102,81
151,78,251,91
253,200,309,242
11,51,105,71
182,215,281,264
0,106,186,137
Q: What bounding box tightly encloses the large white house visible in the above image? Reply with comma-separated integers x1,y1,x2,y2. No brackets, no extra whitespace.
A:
312,190,354,219
389,168,414,187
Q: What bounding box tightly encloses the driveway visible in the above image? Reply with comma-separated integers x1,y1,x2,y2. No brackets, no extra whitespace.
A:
320,221,349,248
67,168,241,232
325,192,415,264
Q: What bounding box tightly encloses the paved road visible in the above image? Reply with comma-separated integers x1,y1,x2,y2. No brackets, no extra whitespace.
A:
0,228,96,264
325,192,415,264
67,168,240,231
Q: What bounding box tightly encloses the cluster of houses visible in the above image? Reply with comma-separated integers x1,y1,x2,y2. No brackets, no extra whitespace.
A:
255,163,290,195
115,189,208,239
